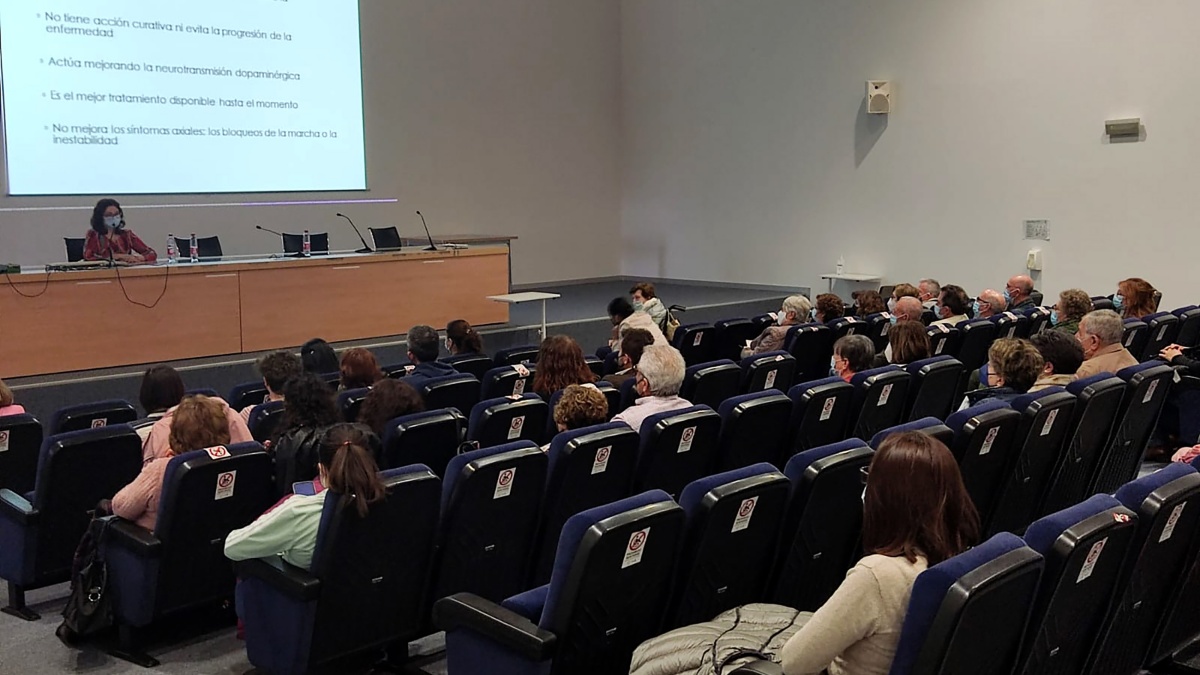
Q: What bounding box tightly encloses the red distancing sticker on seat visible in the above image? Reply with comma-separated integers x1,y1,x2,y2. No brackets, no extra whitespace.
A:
732,496,758,533
693,332,704,346
0,430,9,454
678,426,696,453
1160,502,1187,543
1040,409,1059,437
878,384,893,406
980,427,1000,456
1077,537,1107,583
512,378,526,396
764,370,778,390
214,470,237,500
205,445,231,460
91,418,107,428
494,467,516,499
507,416,526,440
1144,379,1160,404
622,527,650,568
820,398,836,421
591,446,611,475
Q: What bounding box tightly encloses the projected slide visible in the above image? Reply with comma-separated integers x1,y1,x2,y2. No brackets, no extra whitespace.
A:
0,0,367,195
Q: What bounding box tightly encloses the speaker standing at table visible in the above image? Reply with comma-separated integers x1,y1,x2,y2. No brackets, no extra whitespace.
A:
82,198,157,264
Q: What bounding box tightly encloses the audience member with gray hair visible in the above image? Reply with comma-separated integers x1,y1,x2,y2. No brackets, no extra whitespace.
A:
612,344,692,432
1073,309,1138,380
832,335,875,383
882,297,926,362
918,278,941,310
403,324,457,388
974,289,1008,319
1005,275,1036,311
743,294,813,357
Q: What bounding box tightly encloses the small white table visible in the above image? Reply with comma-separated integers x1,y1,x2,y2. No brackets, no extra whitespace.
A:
487,291,562,339
819,273,883,293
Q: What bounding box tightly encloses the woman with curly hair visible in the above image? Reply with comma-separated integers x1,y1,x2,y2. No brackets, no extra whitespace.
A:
1051,289,1092,336
356,379,426,437
270,372,340,497
531,335,597,398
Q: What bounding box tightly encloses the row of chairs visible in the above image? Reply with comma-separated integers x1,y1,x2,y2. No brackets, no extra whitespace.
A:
62,226,417,262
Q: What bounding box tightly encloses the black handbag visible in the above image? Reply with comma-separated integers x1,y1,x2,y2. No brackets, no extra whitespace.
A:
60,516,116,640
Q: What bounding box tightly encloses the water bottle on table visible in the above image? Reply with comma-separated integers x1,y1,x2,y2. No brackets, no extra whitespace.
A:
166,234,178,264
302,230,311,257
189,233,199,263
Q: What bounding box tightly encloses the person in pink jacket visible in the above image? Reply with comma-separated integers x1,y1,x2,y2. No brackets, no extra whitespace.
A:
0,379,24,417
142,394,252,465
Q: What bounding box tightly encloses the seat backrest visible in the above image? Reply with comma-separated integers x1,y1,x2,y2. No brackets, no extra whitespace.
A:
945,400,1022,527
1017,495,1139,675
773,439,873,610
1172,305,1200,348
869,418,954,450
905,357,965,422
537,490,685,675
480,364,535,400
617,377,639,413
368,225,402,250
384,361,415,379
1092,296,1116,312
227,381,269,412
787,377,854,455
440,353,493,381
863,312,893,352
336,387,370,423
992,311,1030,340
32,426,143,580
493,345,540,367
49,399,137,434
467,394,548,448
987,389,1077,535
432,442,547,604
247,399,286,443
925,324,962,359
714,318,761,362
955,320,999,372
1151,460,1200,666
716,391,792,471
381,408,465,477
153,443,276,612
1087,464,1200,675
420,373,482,416
672,464,790,627
0,414,42,495
1039,374,1126,516
584,355,605,378
1024,307,1052,336
673,323,717,366
64,237,85,262
186,387,220,398
850,367,912,441
174,235,223,258
1090,362,1174,494
827,316,867,342
739,351,796,394
1122,319,1149,359
785,323,834,383
1140,312,1180,361
531,423,641,586
888,533,1044,675
679,359,741,410
634,405,721,499
308,465,441,667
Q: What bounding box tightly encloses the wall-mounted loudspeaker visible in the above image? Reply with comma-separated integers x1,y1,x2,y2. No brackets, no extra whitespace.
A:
867,80,891,114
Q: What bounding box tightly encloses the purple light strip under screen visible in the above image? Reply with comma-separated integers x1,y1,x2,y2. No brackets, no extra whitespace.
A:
0,197,398,213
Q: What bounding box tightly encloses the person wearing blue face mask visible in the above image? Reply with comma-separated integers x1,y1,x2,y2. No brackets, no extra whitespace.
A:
1004,275,1037,311
83,198,157,264
972,289,1007,320
1115,278,1158,320
931,284,971,327
1050,289,1091,336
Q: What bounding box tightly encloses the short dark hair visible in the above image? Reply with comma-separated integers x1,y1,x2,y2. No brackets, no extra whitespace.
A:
834,334,875,373
607,297,634,320
139,365,185,415
939,284,970,316
300,338,339,374
257,351,303,394
446,319,483,354
1030,330,1084,376
620,328,655,366
407,325,440,363
356,379,425,437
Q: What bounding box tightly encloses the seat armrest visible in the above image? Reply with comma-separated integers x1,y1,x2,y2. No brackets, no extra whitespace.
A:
433,592,557,661
233,556,321,601
1175,373,1200,391
729,661,785,675
106,517,163,557
0,489,36,526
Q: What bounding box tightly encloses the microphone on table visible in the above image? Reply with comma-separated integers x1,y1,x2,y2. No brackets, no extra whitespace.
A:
337,213,373,254
255,224,285,237
416,210,438,251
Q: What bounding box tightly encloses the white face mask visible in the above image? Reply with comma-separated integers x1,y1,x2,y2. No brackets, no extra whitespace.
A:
886,298,897,313
103,215,122,229
776,311,788,325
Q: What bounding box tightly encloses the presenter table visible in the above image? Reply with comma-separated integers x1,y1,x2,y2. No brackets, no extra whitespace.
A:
0,246,511,378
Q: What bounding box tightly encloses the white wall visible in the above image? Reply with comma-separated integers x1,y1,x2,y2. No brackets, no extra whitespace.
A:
620,0,1200,308
0,0,622,285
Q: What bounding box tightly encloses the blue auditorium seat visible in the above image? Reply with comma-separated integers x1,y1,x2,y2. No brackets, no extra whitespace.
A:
380,408,465,477
954,319,999,398
848,366,911,441
868,417,953,450
925,323,961,359
235,465,441,674
784,323,834,383
529,422,640,586
49,399,137,434
227,381,269,412
786,377,854,454
1148,458,1200,671
904,356,964,422
633,405,721,499
468,394,548,448
617,376,639,413
991,310,1030,339
435,490,684,675
1090,362,1174,494
0,414,41,496
247,399,286,444
543,381,620,440
420,373,482,416
428,442,547,607
739,350,796,394
480,364,536,400
1039,374,1125,516
1023,306,1053,336
863,312,893,353
670,463,789,628
1141,311,1181,361
771,439,873,611
716,391,791,471
714,318,761,362
336,387,370,423
584,355,605,378
988,388,1076,535
1122,318,1150,360
945,399,1022,529
102,443,275,666
673,323,717,366
1173,305,1200,348
679,359,740,410
888,533,1043,675
0,425,143,619
1087,463,1200,675
185,387,219,398
827,316,867,341
494,345,540,367
441,353,493,381
1016,495,1138,675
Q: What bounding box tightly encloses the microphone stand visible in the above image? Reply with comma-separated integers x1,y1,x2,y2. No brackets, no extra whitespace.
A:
338,213,373,254
416,210,438,251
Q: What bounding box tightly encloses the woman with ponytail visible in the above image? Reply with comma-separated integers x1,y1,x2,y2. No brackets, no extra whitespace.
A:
225,424,387,570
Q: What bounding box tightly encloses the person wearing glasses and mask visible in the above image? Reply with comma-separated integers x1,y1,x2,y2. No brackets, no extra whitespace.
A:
83,198,157,264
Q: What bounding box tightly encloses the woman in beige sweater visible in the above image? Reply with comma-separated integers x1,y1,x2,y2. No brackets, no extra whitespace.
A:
779,431,980,675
